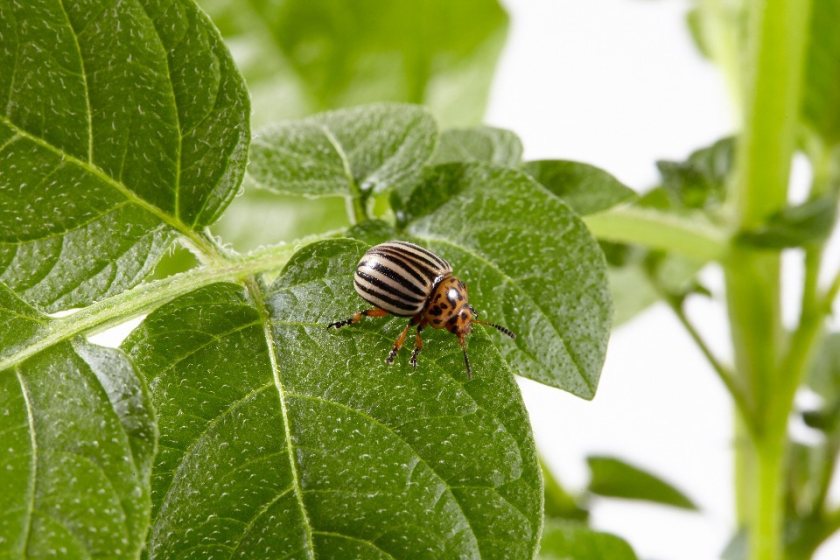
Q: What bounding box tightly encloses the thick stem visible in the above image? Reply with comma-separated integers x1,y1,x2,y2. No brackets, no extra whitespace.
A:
724,0,811,559
752,437,786,560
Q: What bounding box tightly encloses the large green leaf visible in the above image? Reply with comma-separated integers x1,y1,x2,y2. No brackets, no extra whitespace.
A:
539,521,638,560
399,163,611,398
586,456,698,510
249,104,437,199
431,126,523,167
0,0,249,311
197,0,508,127
0,284,155,559
124,239,542,559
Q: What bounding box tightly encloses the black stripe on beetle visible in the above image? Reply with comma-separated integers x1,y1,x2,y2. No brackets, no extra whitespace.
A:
328,241,515,379
357,260,427,298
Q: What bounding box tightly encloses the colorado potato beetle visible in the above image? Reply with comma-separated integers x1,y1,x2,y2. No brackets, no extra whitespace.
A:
328,241,515,378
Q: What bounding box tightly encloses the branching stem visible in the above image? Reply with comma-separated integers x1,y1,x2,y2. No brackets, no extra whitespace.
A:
0,237,329,372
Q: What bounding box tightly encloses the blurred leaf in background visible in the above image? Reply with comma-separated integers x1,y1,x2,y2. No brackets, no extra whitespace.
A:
199,0,508,127
200,0,509,250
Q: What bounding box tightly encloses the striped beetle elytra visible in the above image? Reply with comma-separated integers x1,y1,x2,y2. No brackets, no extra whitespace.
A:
328,241,515,378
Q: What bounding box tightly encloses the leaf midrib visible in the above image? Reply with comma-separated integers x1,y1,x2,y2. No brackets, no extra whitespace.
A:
245,278,316,559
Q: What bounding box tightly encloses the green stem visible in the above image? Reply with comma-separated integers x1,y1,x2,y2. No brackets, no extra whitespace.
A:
670,296,755,431
345,190,368,225
582,206,728,261
724,1,811,559
0,239,321,373
826,270,840,313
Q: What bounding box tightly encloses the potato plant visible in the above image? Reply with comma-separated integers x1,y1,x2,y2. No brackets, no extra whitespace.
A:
1,1,840,560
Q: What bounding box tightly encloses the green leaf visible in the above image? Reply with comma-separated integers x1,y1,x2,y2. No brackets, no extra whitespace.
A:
523,160,636,216
587,455,698,510
124,239,542,559
655,137,735,211
802,0,840,147
431,126,523,166
598,137,733,326
736,196,838,249
542,461,588,522
249,104,437,199
803,332,840,435
0,0,249,311
0,286,154,558
539,521,638,560
197,0,508,127
399,163,611,398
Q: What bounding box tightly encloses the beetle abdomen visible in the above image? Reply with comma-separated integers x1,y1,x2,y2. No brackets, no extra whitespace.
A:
354,241,452,316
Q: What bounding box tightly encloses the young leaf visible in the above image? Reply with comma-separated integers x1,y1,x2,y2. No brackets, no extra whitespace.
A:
542,461,589,522
197,0,509,127
0,0,249,311
539,521,638,560
736,196,838,249
523,160,636,216
124,240,542,560
655,137,735,211
587,455,698,510
803,332,840,435
249,104,437,198
0,287,154,558
398,163,611,398
431,126,524,166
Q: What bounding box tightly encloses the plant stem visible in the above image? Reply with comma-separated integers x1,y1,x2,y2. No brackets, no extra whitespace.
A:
724,0,811,558
582,206,728,261
669,296,755,431
0,239,322,373
345,191,368,225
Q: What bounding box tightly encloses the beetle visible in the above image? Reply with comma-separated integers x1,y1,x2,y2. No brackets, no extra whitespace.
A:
328,241,514,378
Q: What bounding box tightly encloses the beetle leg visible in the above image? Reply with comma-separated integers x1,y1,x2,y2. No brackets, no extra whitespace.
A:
386,322,413,365
459,335,472,380
328,308,389,329
409,325,425,368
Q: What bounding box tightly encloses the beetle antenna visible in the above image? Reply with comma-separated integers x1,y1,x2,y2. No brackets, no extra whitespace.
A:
475,320,516,339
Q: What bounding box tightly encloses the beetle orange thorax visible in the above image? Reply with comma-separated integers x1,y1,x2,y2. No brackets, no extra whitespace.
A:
421,275,474,336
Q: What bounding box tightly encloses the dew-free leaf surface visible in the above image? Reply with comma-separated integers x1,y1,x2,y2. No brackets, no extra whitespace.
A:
539,521,638,560
587,455,698,510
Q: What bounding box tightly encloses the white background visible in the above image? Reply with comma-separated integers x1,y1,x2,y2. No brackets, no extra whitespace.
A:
486,1,840,559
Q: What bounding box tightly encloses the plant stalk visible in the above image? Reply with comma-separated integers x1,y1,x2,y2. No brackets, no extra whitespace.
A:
582,206,728,261
724,1,811,559
0,238,328,372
